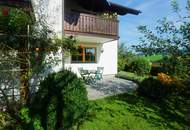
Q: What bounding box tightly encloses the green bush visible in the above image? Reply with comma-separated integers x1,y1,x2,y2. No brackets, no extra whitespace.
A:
137,77,186,100
118,56,127,72
0,108,43,130
137,77,165,100
130,57,151,75
161,56,190,78
118,43,135,72
30,70,89,130
150,65,164,76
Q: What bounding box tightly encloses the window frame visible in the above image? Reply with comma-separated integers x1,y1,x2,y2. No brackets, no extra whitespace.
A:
71,46,97,63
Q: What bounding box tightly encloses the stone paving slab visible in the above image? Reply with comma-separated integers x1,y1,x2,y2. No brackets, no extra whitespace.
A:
87,76,138,100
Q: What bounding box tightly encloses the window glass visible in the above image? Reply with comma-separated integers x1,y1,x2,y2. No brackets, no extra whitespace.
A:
71,47,96,63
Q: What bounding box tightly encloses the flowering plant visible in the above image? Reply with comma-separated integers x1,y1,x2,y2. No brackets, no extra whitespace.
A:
157,73,173,85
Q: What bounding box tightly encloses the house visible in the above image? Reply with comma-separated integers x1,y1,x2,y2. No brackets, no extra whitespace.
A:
1,0,140,76
35,0,140,76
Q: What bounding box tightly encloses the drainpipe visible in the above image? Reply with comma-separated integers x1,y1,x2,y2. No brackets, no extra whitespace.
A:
62,0,65,69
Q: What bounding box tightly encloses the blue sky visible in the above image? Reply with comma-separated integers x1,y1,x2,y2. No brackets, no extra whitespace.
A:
109,0,187,47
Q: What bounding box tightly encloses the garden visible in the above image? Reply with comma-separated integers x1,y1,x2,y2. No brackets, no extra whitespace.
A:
0,0,190,130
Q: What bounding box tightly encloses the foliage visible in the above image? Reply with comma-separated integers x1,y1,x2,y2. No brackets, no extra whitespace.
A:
80,93,190,130
0,108,43,130
30,70,89,130
132,0,190,78
0,8,32,49
161,56,190,78
0,5,78,129
137,77,165,100
157,73,173,85
118,43,135,71
18,108,43,130
0,5,78,107
129,57,151,75
0,112,15,129
150,65,163,76
98,12,118,20
157,73,185,93
143,55,163,62
137,74,185,100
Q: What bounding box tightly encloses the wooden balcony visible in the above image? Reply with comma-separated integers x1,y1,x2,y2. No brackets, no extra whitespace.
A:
64,12,119,39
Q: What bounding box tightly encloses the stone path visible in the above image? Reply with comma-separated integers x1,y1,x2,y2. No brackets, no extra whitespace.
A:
86,76,138,100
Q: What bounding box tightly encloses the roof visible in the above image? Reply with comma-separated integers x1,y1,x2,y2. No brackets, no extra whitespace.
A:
108,2,141,15
73,0,141,15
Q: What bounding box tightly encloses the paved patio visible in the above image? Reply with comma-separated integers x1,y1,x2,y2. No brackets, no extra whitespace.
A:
86,76,138,100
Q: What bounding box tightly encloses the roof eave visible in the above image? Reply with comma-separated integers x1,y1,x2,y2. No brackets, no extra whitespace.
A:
108,2,141,15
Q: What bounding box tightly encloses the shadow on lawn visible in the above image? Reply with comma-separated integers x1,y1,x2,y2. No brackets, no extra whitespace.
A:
107,93,190,130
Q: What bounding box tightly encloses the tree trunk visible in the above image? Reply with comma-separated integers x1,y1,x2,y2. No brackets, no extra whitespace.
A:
19,38,30,105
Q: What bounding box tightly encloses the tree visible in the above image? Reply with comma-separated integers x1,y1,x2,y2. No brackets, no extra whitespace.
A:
118,43,135,71
132,0,190,76
0,6,77,110
133,0,190,55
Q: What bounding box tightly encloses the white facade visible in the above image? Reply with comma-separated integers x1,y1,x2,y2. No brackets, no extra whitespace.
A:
32,0,63,36
65,40,118,76
32,0,118,76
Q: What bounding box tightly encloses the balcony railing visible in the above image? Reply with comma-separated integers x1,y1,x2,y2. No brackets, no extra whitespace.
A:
64,12,119,38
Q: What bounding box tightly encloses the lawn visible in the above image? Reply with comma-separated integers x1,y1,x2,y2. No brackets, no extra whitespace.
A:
142,55,163,62
79,93,190,130
115,71,148,83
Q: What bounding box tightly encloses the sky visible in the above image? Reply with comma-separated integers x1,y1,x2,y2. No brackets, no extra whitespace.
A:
109,0,187,47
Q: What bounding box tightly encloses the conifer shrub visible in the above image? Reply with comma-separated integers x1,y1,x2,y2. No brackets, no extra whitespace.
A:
30,70,88,130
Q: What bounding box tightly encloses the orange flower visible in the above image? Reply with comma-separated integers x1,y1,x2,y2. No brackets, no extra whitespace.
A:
157,73,172,85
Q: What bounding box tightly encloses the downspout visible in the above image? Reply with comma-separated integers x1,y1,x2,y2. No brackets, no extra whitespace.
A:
62,0,65,69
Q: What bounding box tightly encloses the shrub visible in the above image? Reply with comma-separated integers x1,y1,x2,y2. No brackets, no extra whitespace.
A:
161,56,190,78
150,64,164,76
118,56,127,72
157,73,185,94
137,73,185,100
137,77,165,100
130,57,151,75
157,73,173,85
30,70,89,130
0,112,15,129
118,43,135,71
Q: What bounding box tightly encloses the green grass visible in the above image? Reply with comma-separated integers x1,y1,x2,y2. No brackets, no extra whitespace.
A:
79,93,190,130
142,55,163,62
115,71,147,83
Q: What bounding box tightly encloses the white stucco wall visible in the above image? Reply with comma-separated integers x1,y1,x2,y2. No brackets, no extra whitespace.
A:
99,40,118,75
32,0,63,36
31,1,118,76
46,0,62,35
65,40,118,76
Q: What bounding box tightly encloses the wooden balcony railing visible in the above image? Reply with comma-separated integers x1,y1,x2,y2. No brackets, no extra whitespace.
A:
64,12,119,38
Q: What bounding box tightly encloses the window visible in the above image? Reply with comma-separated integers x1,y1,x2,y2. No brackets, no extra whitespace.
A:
71,47,96,63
